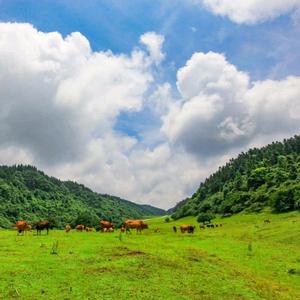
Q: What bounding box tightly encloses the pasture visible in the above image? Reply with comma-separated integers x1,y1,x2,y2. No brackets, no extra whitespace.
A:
0,212,300,300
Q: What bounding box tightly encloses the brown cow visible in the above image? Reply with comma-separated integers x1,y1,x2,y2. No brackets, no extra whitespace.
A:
15,221,31,235
36,220,50,235
120,226,126,233
100,220,114,232
76,224,85,232
124,220,149,234
65,224,71,233
180,225,195,234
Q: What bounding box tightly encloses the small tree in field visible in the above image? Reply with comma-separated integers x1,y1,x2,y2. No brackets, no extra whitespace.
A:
197,213,215,225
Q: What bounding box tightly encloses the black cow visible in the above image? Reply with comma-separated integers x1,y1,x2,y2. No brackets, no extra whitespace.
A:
36,220,50,235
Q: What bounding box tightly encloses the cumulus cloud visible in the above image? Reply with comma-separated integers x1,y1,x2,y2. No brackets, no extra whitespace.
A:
0,22,152,164
194,0,300,24
161,51,300,158
0,22,203,209
140,32,165,64
1,22,300,209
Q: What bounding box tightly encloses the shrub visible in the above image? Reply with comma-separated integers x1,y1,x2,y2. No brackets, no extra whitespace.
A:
197,212,215,224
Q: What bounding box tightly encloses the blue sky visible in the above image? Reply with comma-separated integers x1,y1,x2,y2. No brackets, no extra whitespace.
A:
0,1,300,208
1,0,299,81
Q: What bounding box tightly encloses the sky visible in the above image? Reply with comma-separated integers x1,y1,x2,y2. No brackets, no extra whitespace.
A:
0,0,300,209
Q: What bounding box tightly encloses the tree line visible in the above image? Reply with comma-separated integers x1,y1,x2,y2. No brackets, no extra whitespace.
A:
172,135,300,220
0,165,165,228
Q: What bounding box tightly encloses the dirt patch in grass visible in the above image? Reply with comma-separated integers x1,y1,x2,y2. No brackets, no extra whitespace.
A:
127,251,145,256
110,246,145,257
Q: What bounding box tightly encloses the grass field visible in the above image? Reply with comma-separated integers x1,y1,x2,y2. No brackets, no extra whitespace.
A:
0,212,300,300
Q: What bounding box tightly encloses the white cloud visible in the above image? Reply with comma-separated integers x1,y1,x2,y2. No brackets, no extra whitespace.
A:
195,0,300,24
162,51,300,159
140,32,165,64
0,22,203,209
1,22,300,209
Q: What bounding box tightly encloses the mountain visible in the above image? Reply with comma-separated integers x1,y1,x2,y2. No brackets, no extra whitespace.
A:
172,135,300,220
0,165,165,228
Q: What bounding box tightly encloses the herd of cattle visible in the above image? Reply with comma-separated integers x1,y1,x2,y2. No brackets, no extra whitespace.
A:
14,219,225,235
14,219,150,235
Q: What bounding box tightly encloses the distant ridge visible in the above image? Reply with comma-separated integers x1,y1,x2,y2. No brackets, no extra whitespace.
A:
172,135,300,219
0,165,166,228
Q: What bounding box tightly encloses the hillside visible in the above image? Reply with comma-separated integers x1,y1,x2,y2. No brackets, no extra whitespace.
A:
172,135,300,219
0,165,165,228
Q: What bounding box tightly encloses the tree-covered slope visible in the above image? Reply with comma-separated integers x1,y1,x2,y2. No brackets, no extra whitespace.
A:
0,165,165,228
172,135,300,220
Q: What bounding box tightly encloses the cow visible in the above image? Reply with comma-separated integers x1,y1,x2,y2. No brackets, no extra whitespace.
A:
100,220,114,232
108,227,114,233
180,225,195,233
173,226,177,233
124,220,149,234
15,221,31,235
120,226,126,233
36,220,50,235
85,227,94,232
264,219,271,224
65,224,72,233
199,225,205,229
76,224,85,232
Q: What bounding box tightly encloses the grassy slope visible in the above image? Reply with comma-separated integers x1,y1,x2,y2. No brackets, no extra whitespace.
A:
0,212,300,300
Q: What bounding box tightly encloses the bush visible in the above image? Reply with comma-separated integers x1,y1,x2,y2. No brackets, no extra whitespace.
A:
165,217,170,223
197,212,215,224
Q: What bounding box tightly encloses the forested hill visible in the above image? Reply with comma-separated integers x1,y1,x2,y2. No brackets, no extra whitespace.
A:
0,165,165,228
172,135,300,220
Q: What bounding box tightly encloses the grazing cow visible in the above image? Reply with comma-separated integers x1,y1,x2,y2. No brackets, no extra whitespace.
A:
85,227,94,232
124,220,149,234
65,224,71,233
210,224,215,228
108,227,114,233
120,226,126,233
264,219,271,224
100,220,114,232
206,224,211,228
199,225,205,229
219,224,223,227
180,225,195,233
76,224,85,232
173,226,177,233
15,221,31,235
36,220,50,235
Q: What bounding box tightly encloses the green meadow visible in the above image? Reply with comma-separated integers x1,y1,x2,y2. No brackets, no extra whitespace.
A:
0,212,300,300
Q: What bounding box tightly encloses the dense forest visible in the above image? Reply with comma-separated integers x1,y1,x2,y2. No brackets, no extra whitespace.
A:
172,135,300,220
0,165,165,228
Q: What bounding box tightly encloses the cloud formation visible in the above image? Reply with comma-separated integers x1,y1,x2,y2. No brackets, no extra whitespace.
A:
140,32,165,65
1,22,300,209
195,0,300,24
162,51,300,158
